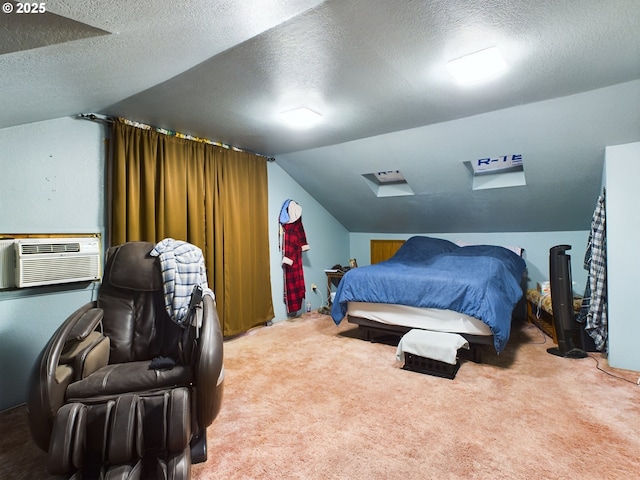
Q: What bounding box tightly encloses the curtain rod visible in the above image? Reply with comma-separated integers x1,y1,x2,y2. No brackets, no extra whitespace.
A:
78,113,275,161
79,113,114,124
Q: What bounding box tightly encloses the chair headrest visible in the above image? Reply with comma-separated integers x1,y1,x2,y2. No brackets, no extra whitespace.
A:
105,242,162,291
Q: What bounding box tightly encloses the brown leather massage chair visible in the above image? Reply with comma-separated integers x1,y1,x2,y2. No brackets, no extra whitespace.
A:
26,241,224,479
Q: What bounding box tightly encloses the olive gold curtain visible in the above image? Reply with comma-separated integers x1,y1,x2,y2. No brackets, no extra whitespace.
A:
110,121,274,336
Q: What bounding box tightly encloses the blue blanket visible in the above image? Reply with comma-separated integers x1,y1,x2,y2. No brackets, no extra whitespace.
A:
331,236,526,353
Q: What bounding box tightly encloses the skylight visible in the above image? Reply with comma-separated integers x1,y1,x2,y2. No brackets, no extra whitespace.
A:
446,47,507,85
464,154,526,190
362,170,415,197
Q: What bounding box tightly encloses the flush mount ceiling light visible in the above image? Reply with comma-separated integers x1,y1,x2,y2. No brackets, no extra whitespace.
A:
280,107,323,129
446,46,507,84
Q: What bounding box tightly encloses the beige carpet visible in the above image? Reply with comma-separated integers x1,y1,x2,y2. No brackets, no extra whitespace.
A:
2,313,639,479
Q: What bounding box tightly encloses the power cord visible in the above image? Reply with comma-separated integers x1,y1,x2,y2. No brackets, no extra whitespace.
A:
586,354,640,386
521,323,638,385
311,284,329,314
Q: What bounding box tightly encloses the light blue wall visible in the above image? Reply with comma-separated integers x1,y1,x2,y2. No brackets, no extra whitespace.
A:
605,142,640,371
268,162,349,320
350,231,590,294
0,119,348,411
0,117,106,233
0,117,106,410
1,116,635,411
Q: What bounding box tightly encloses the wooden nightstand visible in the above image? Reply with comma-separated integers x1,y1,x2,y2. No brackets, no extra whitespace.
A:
325,271,345,303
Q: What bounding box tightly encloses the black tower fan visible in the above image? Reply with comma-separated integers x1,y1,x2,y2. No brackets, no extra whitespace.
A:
547,245,587,358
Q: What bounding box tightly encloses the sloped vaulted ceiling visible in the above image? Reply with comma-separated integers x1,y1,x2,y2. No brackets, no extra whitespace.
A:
1,0,639,233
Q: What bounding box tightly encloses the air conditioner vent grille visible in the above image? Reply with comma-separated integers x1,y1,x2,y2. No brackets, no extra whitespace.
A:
21,242,81,254
20,256,100,285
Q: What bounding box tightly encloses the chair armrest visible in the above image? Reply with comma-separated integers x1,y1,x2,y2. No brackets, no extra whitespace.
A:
65,333,110,381
58,308,108,381
27,302,99,451
193,294,224,430
66,308,104,342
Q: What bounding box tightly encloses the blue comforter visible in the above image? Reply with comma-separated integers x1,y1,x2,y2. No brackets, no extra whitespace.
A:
331,236,526,353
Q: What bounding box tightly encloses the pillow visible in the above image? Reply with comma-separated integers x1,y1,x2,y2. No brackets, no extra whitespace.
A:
454,244,527,280
392,236,458,263
455,240,523,256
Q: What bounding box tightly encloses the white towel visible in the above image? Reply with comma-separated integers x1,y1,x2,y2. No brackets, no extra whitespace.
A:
396,329,469,365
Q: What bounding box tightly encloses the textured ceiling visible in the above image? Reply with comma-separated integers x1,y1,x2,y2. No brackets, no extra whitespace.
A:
0,3,109,55
1,0,639,233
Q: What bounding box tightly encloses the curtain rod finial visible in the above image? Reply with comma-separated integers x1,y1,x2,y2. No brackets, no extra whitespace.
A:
79,113,114,124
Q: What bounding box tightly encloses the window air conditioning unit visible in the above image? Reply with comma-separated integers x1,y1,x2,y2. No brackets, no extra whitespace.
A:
15,237,101,288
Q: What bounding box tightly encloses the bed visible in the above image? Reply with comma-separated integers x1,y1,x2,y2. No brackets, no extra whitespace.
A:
330,236,527,354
